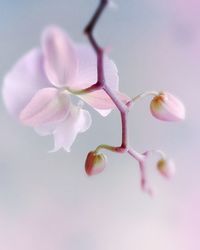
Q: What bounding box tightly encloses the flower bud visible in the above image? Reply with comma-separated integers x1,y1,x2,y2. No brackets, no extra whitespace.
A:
85,151,107,176
157,158,176,179
150,92,185,122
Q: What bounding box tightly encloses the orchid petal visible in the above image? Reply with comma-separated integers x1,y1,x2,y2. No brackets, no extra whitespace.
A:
2,49,51,118
69,44,119,90
79,90,130,116
20,88,70,127
34,122,58,136
51,105,92,152
42,26,78,87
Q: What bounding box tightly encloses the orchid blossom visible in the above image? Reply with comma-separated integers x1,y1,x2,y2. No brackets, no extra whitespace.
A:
2,0,185,195
2,26,129,152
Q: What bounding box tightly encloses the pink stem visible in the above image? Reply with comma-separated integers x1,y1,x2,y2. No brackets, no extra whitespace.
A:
84,1,155,194
84,0,129,151
128,148,154,196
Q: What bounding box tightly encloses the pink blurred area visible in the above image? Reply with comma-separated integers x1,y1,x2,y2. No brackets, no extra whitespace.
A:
0,0,200,249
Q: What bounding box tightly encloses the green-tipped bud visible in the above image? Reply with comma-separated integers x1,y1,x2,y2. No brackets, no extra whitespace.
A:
150,92,185,122
85,151,107,176
157,158,176,179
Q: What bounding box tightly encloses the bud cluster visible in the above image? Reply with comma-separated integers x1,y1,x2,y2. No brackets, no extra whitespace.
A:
85,90,185,195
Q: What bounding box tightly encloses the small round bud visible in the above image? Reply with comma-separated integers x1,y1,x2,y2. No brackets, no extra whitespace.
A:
85,151,107,176
157,158,176,179
150,92,185,122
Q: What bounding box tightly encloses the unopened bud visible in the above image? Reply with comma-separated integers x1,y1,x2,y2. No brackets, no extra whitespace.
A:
150,92,185,122
157,158,176,179
85,151,107,176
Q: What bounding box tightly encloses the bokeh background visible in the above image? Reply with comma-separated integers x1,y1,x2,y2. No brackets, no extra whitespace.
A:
0,0,199,249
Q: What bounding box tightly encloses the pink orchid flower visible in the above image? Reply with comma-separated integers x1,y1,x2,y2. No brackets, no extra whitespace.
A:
2,26,129,152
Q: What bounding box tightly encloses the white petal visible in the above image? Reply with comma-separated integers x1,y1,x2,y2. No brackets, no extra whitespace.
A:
2,48,51,118
20,88,70,127
51,105,92,152
42,26,78,87
34,122,58,136
95,109,112,117
104,54,119,90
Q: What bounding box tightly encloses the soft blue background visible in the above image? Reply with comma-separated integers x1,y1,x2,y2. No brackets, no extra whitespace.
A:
0,0,199,249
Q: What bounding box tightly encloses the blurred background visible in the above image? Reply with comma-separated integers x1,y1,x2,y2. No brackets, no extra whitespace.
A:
0,0,199,249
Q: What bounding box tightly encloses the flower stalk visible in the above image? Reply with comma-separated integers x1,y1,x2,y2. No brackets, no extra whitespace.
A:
83,0,185,195
84,0,129,153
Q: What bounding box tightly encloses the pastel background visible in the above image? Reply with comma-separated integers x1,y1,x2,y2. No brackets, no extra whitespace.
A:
0,0,199,249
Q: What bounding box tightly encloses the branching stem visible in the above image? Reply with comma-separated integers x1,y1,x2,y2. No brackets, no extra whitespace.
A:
81,0,172,195
84,0,129,151
78,0,169,196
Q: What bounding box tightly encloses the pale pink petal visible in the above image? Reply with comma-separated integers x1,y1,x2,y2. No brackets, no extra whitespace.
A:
20,88,70,127
94,109,112,117
150,92,185,121
2,49,51,118
51,105,92,152
42,26,78,87
69,44,119,90
79,89,131,116
104,55,119,90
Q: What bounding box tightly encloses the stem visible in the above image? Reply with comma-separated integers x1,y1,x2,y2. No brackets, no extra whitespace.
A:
127,148,153,196
95,144,126,154
84,0,108,84
63,0,108,97
84,0,129,151
144,149,166,159
127,91,158,108
127,147,145,162
82,1,170,195
103,85,128,149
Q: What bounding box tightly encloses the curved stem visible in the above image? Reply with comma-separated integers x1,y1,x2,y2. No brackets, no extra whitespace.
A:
84,0,129,151
144,149,166,159
103,85,128,148
127,91,158,108
62,1,108,97
127,148,153,196
127,147,145,162
95,144,127,154
84,0,108,84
